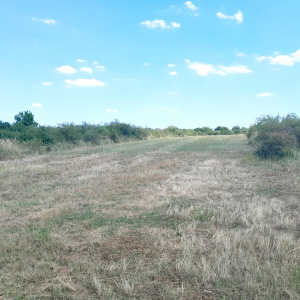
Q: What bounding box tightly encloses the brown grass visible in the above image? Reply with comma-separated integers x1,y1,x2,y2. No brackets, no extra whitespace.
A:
0,135,300,299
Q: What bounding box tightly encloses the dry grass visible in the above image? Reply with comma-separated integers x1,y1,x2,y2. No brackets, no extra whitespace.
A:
0,135,300,299
0,139,21,160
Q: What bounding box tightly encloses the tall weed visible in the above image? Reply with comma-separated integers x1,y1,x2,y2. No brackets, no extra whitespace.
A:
0,139,21,159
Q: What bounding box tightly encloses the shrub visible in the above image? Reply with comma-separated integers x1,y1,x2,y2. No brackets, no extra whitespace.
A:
255,131,298,159
248,114,300,159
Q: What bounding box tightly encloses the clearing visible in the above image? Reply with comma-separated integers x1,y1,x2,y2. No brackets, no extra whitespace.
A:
1,135,300,299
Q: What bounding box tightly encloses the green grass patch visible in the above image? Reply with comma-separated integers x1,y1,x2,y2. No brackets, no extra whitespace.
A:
50,205,217,236
27,225,52,242
293,267,300,292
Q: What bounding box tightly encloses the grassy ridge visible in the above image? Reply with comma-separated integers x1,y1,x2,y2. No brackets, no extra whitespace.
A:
1,135,300,299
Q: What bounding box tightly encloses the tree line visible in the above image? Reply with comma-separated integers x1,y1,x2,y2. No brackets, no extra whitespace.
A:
1,111,300,160
0,111,246,149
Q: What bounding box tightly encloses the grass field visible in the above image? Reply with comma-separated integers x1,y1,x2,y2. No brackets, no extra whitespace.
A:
1,135,300,299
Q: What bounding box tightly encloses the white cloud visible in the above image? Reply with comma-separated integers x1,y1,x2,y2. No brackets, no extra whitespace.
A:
33,18,57,25
257,92,273,97
42,82,53,86
65,79,107,87
141,19,181,29
96,65,106,71
216,10,243,24
255,56,271,62
292,49,300,61
144,63,150,67
185,60,215,76
219,65,252,74
80,67,93,74
168,91,179,95
270,55,294,66
256,49,300,66
236,52,247,57
185,59,252,76
55,65,77,74
169,71,177,75
170,22,181,28
168,63,176,67
93,61,98,65
184,1,198,10
106,109,117,112
234,11,243,23
76,59,86,63
159,107,168,110
141,19,167,29
32,103,42,107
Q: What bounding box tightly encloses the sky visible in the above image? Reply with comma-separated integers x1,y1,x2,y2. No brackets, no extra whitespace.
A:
1,0,300,129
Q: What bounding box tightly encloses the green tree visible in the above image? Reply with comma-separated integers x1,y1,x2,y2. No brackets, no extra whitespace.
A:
0,121,12,129
14,111,38,127
231,125,241,134
214,126,231,135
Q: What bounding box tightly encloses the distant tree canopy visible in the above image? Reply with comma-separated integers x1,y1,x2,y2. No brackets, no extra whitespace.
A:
0,121,11,130
14,111,38,127
0,111,247,153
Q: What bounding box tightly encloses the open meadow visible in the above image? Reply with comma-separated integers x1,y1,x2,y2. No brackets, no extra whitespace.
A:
1,135,300,299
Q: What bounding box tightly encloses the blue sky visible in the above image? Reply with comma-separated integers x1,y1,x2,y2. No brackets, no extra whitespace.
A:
1,0,300,129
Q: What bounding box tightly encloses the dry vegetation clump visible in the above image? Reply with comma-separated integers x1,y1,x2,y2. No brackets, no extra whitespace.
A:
0,138,21,160
0,135,300,299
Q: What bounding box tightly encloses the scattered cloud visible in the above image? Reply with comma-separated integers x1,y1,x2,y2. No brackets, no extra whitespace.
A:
168,63,176,68
106,109,118,112
271,55,294,66
219,65,252,74
236,52,247,57
255,56,271,62
144,63,150,67
216,10,243,24
170,22,181,28
80,67,93,74
95,65,106,71
64,79,107,87
257,92,273,97
169,71,177,76
168,91,179,95
184,1,198,10
55,65,77,74
185,60,215,76
33,18,57,25
185,59,252,76
256,49,300,66
32,103,42,107
76,59,86,63
141,19,181,29
42,82,53,86
93,61,98,65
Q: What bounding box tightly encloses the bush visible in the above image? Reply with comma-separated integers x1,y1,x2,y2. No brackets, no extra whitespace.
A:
248,114,300,159
255,131,298,159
